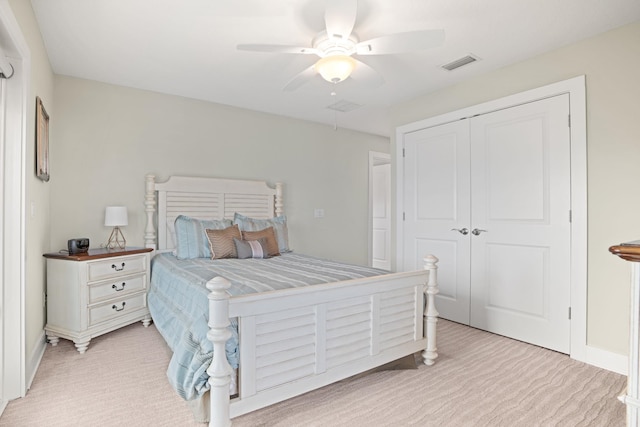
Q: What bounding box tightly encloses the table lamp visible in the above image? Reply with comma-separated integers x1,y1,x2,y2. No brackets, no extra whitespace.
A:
105,206,128,249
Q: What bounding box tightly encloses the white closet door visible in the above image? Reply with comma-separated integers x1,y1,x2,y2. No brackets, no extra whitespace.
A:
469,94,571,353
403,120,471,324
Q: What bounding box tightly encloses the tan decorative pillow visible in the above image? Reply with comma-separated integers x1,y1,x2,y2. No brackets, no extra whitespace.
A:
205,225,241,259
242,227,280,257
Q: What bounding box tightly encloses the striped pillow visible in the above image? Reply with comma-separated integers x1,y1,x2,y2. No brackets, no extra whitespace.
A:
241,227,280,257
205,225,241,259
174,215,233,259
234,238,269,259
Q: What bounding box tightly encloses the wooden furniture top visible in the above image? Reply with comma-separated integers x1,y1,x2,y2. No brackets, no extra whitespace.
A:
43,247,153,261
609,240,640,262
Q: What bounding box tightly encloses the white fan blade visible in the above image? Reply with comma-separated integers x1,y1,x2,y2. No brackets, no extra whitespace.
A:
237,44,319,55
325,0,357,39
283,65,318,92
356,29,445,55
350,59,384,87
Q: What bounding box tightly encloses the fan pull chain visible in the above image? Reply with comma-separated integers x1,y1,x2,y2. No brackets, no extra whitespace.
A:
331,90,337,131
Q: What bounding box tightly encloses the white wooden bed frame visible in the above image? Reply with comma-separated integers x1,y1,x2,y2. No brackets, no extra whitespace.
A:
144,174,439,427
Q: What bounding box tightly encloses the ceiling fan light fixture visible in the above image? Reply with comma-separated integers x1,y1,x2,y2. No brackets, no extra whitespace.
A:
315,55,356,83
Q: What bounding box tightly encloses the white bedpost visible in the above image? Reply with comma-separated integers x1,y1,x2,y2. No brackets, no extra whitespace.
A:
207,277,233,427
275,182,284,216
144,174,157,249
422,255,439,366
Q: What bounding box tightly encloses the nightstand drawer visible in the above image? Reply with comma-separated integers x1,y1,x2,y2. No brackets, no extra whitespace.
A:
87,255,147,281
88,274,146,304
88,293,147,326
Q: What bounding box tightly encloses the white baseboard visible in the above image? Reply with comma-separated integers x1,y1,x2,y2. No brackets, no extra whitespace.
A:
581,345,628,376
26,331,47,391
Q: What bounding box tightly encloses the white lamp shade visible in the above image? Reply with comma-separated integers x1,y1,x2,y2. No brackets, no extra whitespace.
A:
315,55,356,83
104,206,128,227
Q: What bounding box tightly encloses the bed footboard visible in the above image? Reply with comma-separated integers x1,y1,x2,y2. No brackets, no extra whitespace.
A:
206,255,439,427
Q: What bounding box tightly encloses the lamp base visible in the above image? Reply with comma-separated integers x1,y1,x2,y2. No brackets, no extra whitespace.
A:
106,227,126,250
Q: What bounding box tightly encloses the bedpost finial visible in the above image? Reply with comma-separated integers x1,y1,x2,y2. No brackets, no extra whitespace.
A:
207,276,232,293
424,254,439,266
275,182,284,217
144,174,157,249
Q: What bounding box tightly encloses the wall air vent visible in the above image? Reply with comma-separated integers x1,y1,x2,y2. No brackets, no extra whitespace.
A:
326,99,362,113
441,54,479,71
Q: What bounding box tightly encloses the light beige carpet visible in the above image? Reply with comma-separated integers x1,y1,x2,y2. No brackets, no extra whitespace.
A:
0,320,626,426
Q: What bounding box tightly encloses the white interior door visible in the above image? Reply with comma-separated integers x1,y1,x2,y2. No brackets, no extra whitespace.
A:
403,120,471,324
372,161,391,270
469,95,571,353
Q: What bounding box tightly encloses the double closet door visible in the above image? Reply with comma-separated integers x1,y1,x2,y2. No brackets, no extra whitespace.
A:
402,94,571,353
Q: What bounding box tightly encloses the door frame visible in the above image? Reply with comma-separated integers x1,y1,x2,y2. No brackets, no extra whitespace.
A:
395,76,588,364
0,0,29,412
368,151,391,268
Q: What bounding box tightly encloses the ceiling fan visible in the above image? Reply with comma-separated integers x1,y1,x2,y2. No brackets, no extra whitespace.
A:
237,0,445,91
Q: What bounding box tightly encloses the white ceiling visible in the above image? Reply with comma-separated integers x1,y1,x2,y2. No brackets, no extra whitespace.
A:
30,0,640,137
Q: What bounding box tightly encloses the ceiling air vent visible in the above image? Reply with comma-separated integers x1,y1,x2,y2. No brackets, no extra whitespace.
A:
326,99,362,113
441,54,479,71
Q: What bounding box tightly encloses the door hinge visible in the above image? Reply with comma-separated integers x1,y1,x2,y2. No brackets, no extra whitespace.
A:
568,114,571,127
403,212,406,221
569,210,572,223
402,148,406,158
568,307,572,320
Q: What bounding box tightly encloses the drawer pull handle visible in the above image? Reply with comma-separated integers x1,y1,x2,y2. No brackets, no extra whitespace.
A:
112,302,126,312
112,282,126,291
111,262,126,271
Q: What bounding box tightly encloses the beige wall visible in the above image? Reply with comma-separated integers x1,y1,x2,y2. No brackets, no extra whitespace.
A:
9,0,54,368
12,0,635,375
391,21,640,355
50,76,389,266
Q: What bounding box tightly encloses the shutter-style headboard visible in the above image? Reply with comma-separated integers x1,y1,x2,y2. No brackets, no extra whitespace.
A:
145,175,284,250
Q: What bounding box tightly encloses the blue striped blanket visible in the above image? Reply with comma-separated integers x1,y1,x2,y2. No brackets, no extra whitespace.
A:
148,252,388,401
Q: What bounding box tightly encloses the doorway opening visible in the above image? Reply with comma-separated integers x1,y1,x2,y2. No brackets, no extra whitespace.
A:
369,151,391,270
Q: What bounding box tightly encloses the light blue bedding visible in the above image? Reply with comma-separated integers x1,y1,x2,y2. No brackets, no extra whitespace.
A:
148,252,388,401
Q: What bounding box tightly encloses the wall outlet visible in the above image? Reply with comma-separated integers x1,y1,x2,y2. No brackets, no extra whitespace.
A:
314,208,325,218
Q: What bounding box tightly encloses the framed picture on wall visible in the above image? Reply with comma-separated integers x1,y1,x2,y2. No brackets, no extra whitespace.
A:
36,96,50,182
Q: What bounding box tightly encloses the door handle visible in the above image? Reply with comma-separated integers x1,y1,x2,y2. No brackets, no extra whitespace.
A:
471,228,488,236
451,228,469,235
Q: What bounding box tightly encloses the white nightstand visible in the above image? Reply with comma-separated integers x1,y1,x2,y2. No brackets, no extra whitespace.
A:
43,247,153,353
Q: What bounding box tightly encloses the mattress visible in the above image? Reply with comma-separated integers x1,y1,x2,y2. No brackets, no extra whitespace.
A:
148,252,388,401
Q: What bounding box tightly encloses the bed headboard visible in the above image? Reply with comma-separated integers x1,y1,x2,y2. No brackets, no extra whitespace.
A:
144,174,284,250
